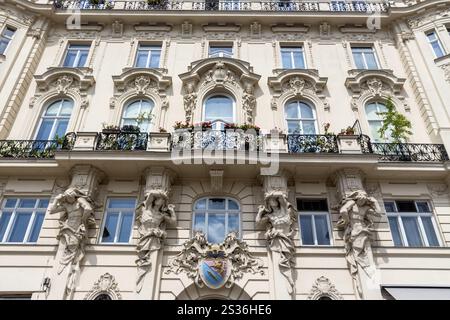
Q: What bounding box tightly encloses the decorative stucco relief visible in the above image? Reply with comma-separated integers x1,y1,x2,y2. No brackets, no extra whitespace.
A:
307,276,344,300
84,273,122,300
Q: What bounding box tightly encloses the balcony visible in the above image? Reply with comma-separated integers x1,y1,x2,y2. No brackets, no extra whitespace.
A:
52,0,390,13
287,134,339,154
96,130,148,151
371,142,449,162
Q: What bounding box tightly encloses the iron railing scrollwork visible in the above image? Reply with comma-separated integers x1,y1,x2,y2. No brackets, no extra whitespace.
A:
96,131,148,151
172,129,262,151
371,142,449,162
287,134,339,153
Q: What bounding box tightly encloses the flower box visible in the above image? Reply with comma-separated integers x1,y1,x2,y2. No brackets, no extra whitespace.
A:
147,132,171,152
337,134,362,154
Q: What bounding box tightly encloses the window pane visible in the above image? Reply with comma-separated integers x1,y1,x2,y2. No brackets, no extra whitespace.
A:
352,52,365,69
402,217,423,247
208,198,226,210
365,103,380,120
287,121,300,134
60,100,73,116
77,52,88,67
193,213,205,233
0,212,12,241
314,215,330,245
300,103,314,119
300,215,314,245
4,199,17,208
3,28,15,38
118,213,133,243
205,96,233,121
28,213,45,242
285,103,299,118
8,213,32,242
207,214,225,244
149,51,161,68
416,202,430,213
19,199,36,208
36,119,54,140
195,199,207,210
388,216,403,246
228,213,239,234
136,52,149,68
421,217,439,246
302,121,316,134
108,199,135,209
365,52,378,69
292,51,305,69
102,213,119,243
369,121,383,141
228,199,239,210
38,199,49,209
124,102,141,118
384,202,396,213
0,40,8,55
54,120,69,138
63,51,77,67
281,51,292,69
297,199,328,212
396,201,417,213
45,102,61,116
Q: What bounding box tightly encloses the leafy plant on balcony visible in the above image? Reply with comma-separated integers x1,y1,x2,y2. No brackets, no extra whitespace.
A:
159,127,168,133
338,126,355,135
173,121,192,130
121,125,141,133
377,97,412,143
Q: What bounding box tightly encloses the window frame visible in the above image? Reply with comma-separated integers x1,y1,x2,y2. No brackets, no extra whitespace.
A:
202,94,236,130
280,46,306,69
0,197,49,244
385,200,442,247
99,197,137,245
364,101,390,142
426,30,445,59
284,100,318,134
120,99,155,132
34,98,74,141
208,43,234,58
192,197,241,243
351,46,380,70
297,198,333,246
134,43,162,68
62,42,91,68
0,26,16,56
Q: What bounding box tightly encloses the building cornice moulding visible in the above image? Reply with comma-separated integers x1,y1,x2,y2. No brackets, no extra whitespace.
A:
202,23,241,33
345,69,406,95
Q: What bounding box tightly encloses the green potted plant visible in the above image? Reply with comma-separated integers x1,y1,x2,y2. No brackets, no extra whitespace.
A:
102,123,120,134
338,126,355,135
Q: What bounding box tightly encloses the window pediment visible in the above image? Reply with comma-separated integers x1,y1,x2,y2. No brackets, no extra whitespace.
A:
34,67,95,93
112,68,172,95
345,69,405,96
268,69,328,94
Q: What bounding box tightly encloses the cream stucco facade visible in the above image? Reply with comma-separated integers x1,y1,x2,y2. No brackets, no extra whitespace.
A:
1,0,450,300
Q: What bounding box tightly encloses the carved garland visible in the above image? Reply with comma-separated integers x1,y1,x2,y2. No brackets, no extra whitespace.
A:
268,69,329,111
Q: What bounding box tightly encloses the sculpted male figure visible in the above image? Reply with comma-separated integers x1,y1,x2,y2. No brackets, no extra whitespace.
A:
135,189,176,292
48,187,96,294
256,190,296,294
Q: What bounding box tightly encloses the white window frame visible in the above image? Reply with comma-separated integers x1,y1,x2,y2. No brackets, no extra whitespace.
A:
208,43,233,58
385,200,442,247
351,46,379,70
285,100,318,134
280,46,306,69
0,26,16,56
365,101,390,142
134,44,162,68
34,99,74,140
426,30,446,58
202,94,236,130
120,99,155,132
297,199,333,246
192,197,241,242
62,43,91,68
99,197,137,245
0,198,48,244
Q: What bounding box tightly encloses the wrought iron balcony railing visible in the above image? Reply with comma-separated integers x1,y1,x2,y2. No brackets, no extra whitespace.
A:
52,0,390,13
287,134,339,153
96,131,148,151
172,128,262,151
371,142,449,162
0,133,76,159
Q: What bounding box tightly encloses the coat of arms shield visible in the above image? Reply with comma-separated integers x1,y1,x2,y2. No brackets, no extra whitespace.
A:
199,249,231,289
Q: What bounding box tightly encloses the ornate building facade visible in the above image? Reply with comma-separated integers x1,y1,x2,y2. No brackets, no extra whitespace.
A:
1,0,450,300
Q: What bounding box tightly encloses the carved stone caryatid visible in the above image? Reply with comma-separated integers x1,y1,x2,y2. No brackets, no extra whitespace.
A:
335,190,381,299
242,83,256,123
166,231,263,289
256,190,296,297
48,187,96,296
183,82,197,124
135,189,176,293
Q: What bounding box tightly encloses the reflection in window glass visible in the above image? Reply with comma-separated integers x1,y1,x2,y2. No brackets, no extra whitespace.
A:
101,198,136,244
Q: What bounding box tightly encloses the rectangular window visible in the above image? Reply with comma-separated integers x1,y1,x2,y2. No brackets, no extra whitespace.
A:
63,43,91,67
100,198,136,244
426,31,445,58
0,198,48,243
297,199,332,246
280,46,305,69
135,44,161,68
385,200,440,247
208,44,233,58
351,46,379,69
0,26,16,55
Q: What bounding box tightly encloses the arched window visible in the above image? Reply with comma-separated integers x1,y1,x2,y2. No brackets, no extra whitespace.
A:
193,197,240,244
121,99,154,132
35,99,73,140
93,293,112,300
203,95,235,130
365,101,390,142
285,101,317,134
318,295,332,300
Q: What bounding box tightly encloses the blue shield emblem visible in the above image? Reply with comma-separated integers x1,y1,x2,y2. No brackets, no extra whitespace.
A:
199,256,231,289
